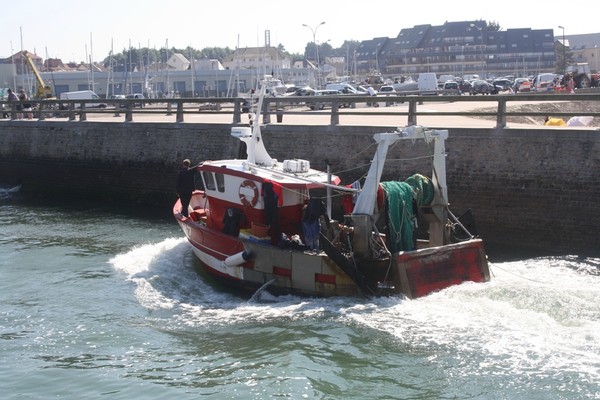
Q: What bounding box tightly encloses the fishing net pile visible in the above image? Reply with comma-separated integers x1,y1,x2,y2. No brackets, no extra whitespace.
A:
381,174,434,252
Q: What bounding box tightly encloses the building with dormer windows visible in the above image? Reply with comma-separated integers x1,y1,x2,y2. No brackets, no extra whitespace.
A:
355,21,555,80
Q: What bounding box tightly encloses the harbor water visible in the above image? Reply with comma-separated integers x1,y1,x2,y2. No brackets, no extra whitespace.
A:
1,185,599,399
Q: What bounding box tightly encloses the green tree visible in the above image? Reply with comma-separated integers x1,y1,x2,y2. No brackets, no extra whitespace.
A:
486,21,501,31
303,41,334,65
554,40,573,74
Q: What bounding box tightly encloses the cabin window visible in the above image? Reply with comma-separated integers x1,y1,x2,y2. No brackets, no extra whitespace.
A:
202,171,216,191
215,173,225,192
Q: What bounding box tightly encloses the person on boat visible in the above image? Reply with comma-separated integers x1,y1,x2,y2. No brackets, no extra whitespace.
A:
176,159,197,217
222,208,244,236
303,197,327,252
262,181,282,244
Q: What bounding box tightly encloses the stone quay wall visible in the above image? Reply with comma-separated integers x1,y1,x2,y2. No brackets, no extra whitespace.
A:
0,121,598,255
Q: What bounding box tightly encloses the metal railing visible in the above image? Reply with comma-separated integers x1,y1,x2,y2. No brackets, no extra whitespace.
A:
2,92,599,129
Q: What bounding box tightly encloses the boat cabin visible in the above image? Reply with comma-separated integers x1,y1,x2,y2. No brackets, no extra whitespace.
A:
192,158,337,244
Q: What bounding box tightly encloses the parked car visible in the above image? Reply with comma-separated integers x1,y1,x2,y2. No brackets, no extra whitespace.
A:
458,80,472,93
126,93,145,108
442,80,462,95
492,79,514,93
377,85,397,106
532,73,557,92
288,86,315,96
378,85,396,94
325,83,359,94
470,79,494,95
355,85,370,94
109,94,126,108
513,78,531,92
306,89,352,110
59,90,107,108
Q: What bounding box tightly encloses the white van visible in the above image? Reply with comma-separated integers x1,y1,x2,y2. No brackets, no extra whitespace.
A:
306,89,353,109
325,83,358,94
59,90,107,108
532,73,556,92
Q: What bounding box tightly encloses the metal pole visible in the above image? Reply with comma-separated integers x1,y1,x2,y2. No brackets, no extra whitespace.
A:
558,26,566,75
470,24,484,78
480,34,484,78
302,22,325,88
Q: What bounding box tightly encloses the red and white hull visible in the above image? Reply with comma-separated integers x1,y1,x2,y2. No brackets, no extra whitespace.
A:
174,194,489,298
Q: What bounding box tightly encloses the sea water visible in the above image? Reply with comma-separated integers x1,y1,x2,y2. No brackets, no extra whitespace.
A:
1,185,599,399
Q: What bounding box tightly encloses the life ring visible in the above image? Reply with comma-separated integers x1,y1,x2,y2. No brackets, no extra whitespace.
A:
239,180,259,207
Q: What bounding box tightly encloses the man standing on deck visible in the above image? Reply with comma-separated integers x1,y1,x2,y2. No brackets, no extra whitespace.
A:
177,159,197,217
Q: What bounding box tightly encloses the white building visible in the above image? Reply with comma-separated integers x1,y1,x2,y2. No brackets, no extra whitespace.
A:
222,46,291,71
167,53,191,71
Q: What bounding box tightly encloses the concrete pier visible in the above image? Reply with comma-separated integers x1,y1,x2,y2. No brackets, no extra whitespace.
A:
0,120,598,255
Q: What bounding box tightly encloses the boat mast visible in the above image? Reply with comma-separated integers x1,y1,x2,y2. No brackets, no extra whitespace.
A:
350,126,448,256
352,126,448,216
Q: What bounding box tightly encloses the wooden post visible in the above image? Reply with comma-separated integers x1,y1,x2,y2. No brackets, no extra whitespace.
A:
496,98,507,128
408,99,417,126
331,99,339,125
176,101,184,123
125,103,133,122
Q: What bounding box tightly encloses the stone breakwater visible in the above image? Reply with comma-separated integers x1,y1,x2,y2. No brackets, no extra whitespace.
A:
0,121,598,255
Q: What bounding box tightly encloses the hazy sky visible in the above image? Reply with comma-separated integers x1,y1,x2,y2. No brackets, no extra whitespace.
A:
2,0,595,62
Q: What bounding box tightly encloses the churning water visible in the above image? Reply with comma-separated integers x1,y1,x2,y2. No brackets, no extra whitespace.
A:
1,185,599,399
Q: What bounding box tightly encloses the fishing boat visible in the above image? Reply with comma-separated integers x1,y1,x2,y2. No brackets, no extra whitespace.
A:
173,83,490,299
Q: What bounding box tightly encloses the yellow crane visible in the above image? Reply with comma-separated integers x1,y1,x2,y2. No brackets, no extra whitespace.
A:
22,50,53,99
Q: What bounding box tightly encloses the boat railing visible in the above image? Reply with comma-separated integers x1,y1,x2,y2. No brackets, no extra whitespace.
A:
2,91,600,129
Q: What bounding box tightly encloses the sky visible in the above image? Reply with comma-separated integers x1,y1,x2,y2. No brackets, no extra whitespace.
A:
2,0,597,63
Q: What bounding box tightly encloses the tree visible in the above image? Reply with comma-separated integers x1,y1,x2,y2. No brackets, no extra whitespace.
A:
554,40,573,74
331,40,360,59
303,41,333,65
304,42,317,61
486,21,501,31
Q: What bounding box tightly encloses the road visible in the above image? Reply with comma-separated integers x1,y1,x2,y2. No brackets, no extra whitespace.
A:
8,97,587,130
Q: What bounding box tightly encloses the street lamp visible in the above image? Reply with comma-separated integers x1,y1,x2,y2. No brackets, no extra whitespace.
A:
558,26,566,75
470,24,484,78
302,21,325,88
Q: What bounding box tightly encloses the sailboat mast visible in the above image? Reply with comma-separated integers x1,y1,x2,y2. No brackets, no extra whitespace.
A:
105,39,113,96
165,38,170,96
90,32,94,93
10,41,16,90
19,26,26,91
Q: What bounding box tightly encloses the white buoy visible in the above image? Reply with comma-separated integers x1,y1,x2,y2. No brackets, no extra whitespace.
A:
224,250,251,267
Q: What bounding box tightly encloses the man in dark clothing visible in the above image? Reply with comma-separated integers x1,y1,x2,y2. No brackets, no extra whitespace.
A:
222,208,244,236
303,197,327,251
176,159,196,217
262,181,280,244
